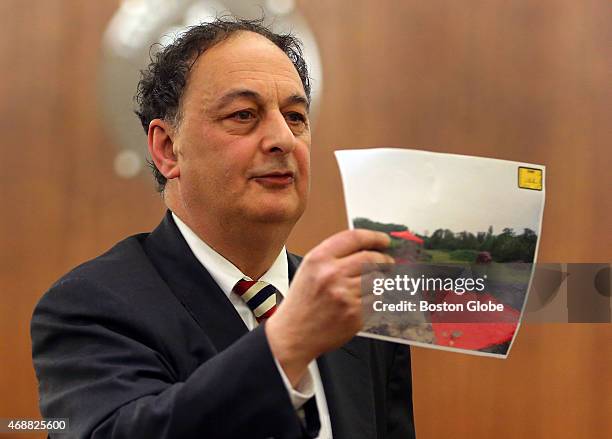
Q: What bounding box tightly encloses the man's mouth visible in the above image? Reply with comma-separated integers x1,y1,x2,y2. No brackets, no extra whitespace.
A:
251,171,295,187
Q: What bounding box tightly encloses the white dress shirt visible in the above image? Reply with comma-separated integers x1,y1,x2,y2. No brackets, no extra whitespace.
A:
172,213,332,438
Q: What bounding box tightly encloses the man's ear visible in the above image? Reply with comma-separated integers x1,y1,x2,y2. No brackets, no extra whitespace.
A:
148,119,180,180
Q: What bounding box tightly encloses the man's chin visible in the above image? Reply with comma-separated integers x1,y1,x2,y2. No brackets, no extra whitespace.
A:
244,200,305,224
250,208,302,224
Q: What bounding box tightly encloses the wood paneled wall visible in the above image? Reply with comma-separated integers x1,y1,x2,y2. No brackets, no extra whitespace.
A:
1,1,609,438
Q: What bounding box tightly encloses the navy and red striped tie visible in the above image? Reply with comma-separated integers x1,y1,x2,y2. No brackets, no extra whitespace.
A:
233,279,279,323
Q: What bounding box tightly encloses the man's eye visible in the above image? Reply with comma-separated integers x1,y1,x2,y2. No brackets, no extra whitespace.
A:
229,110,255,121
285,112,307,124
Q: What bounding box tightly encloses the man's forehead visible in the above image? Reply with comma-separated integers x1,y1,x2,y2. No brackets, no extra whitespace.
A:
187,31,305,100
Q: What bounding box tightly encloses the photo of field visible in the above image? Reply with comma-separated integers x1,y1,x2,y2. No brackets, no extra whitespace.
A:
335,148,546,357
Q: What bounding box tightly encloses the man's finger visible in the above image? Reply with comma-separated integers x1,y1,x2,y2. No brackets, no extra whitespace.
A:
338,250,394,278
314,229,391,259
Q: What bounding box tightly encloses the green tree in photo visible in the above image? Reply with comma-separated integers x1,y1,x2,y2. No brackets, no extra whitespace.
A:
353,217,407,233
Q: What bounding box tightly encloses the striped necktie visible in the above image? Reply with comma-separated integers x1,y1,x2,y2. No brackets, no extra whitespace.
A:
233,278,279,323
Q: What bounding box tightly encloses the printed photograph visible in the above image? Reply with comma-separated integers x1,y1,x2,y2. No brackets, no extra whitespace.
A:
336,148,546,358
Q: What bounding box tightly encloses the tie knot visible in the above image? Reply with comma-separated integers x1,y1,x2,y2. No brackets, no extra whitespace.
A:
233,278,278,322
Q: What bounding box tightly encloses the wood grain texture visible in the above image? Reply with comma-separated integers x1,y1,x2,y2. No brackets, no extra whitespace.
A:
0,1,609,438
294,1,611,438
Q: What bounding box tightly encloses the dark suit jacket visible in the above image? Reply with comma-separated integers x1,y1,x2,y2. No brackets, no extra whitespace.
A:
31,211,415,439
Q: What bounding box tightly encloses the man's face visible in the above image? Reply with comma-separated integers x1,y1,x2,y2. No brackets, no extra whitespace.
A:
170,31,311,227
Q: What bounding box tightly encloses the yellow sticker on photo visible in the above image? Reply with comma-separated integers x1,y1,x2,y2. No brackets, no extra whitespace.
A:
518,167,543,190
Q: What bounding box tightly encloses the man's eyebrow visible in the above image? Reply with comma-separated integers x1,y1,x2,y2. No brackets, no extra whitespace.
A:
211,89,310,112
283,94,310,112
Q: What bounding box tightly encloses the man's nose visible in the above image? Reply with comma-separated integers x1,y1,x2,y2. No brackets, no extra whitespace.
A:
259,110,297,154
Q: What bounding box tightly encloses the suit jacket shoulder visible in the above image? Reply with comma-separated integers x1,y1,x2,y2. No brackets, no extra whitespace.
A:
32,213,311,439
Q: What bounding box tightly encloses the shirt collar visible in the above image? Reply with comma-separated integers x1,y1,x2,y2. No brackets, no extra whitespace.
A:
171,212,289,298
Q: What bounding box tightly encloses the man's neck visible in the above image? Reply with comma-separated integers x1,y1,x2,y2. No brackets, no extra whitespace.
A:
168,203,293,280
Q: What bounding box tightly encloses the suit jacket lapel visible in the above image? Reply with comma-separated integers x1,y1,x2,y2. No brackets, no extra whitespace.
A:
316,341,376,439
288,254,377,439
144,211,248,353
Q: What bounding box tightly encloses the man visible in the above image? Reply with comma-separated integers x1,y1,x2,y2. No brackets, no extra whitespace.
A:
31,18,415,439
